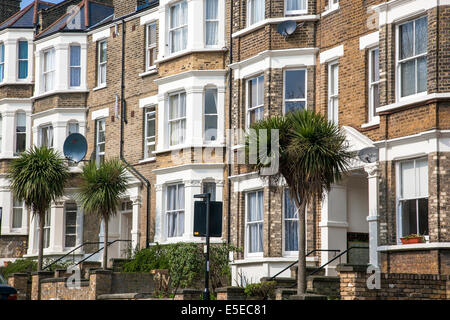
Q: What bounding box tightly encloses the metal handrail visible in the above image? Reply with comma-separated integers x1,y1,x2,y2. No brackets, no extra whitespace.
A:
43,241,104,270
43,240,132,270
308,246,369,276
75,239,132,267
268,249,341,281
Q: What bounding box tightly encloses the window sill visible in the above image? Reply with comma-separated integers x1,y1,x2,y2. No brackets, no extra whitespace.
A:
378,242,450,252
156,47,228,64
139,67,158,78
321,5,340,18
154,143,226,155
361,118,380,129
139,157,156,164
376,93,450,114
232,15,320,38
32,88,89,100
93,84,107,92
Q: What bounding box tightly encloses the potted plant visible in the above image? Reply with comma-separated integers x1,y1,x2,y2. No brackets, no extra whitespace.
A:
400,234,425,245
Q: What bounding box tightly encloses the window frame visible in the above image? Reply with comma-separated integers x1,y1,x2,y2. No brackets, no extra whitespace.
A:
64,203,78,249
43,210,51,249
42,48,56,93
144,106,156,159
246,75,264,128
204,87,218,143
67,121,79,136
12,198,24,230
396,157,429,243
0,42,4,83
168,91,186,147
97,40,107,87
69,45,81,88
166,183,185,238
328,61,339,124
39,124,54,149
96,118,106,163
202,181,217,201
396,16,428,101
283,68,307,114
146,22,157,70
282,189,300,256
245,190,264,257
368,47,380,124
17,40,28,80
205,0,219,46
169,1,188,54
247,0,265,26
285,0,307,16
15,111,26,155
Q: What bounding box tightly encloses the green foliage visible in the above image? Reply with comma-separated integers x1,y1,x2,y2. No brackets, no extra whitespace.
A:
77,159,129,220
244,281,277,300
8,146,70,215
123,242,240,291
1,259,37,278
122,244,169,272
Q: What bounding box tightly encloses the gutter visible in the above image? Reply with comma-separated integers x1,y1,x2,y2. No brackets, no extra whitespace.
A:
226,0,233,245
119,18,151,249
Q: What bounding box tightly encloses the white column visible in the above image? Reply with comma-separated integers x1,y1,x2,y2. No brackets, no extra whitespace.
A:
215,179,224,202
27,215,37,256
2,111,15,158
34,51,41,95
154,183,164,242
158,6,167,59
130,195,142,251
190,0,204,49
49,201,65,253
320,183,348,276
189,87,204,146
216,86,226,144
26,110,32,151
4,39,17,83
80,43,88,91
183,179,202,241
53,121,67,154
365,163,380,268
75,205,84,249
0,187,11,235
157,94,166,150
55,44,69,91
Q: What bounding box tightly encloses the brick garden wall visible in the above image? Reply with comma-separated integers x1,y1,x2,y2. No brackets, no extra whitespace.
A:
337,265,449,300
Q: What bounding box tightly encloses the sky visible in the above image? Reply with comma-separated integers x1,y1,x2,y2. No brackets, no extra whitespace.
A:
20,0,63,9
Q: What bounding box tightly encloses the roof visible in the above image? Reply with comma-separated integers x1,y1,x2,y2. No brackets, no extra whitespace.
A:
0,0,54,31
36,0,114,39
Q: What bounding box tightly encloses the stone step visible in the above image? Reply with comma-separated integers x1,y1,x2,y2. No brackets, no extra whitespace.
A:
97,293,153,300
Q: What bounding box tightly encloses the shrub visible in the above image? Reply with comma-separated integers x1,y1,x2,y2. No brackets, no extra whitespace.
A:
244,281,277,300
1,259,37,278
123,242,240,291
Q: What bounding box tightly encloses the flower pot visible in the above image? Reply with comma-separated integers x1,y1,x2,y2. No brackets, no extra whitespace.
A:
400,237,424,244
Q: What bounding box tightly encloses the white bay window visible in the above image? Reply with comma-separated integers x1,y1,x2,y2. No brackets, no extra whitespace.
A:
169,1,188,54
166,183,185,238
169,92,186,146
42,49,55,93
246,190,264,255
248,0,265,26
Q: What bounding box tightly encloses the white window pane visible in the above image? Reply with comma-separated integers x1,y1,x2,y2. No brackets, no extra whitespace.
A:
286,0,305,11
401,60,415,97
206,21,218,46
415,17,427,55
416,159,428,198
205,89,217,114
401,160,416,199
417,56,427,93
400,21,414,60
285,70,306,100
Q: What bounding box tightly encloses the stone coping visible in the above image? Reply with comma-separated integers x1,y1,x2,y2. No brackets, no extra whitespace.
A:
215,287,245,293
336,264,369,273
97,293,152,300
378,242,450,252
9,273,29,277
31,271,54,276
40,277,90,286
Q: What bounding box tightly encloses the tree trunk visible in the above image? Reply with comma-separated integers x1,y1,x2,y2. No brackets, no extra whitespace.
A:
296,200,307,295
37,212,45,272
103,217,109,270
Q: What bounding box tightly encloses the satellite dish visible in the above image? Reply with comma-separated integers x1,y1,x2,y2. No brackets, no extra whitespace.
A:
277,20,303,38
63,133,88,163
357,147,378,164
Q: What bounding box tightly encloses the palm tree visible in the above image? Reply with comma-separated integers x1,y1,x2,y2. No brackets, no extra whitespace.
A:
77,159,128,270
246,110,354,296
8,146,70,271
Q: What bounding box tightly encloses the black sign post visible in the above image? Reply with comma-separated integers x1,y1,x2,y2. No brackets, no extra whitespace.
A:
194,193,211,301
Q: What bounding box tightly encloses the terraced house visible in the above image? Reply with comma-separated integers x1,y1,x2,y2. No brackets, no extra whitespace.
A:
0,0,448,291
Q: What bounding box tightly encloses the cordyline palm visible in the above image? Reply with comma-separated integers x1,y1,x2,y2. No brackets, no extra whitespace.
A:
246,110,354,295
8,146,70,271
77,159,128,270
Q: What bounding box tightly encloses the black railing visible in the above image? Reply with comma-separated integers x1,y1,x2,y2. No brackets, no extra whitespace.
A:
268,249,341,281
43,240,132,270
308,246,369,276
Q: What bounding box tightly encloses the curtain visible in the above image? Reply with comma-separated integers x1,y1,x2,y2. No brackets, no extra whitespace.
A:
206,0,218,45
18,41,28,79
286,0,305,12
0,44,4,82
247,191,263,253
70,46,81,87
170,2,188,52
284,191,299,252
249,0,264,25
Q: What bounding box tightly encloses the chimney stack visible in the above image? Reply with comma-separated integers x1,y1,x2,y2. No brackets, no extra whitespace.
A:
0,0,21,24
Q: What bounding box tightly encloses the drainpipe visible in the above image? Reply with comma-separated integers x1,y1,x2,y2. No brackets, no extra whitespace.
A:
226,0,234,244
119,18,151,249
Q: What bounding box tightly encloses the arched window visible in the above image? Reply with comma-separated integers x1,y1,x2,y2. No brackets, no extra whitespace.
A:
67,121,79,136
15,112,26,154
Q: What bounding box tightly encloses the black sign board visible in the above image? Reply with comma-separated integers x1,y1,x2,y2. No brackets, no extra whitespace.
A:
193,201,223,238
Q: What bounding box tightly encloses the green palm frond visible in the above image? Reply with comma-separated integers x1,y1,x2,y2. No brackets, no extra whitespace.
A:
77,159,129,220
7,146,70,214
